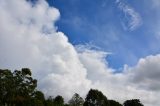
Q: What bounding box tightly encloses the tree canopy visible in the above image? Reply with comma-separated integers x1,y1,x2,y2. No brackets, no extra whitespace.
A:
108,100,123,106
83,89,108,106
69,93,84,106
123,99,144,106
54,95,64,106
0,68,38,106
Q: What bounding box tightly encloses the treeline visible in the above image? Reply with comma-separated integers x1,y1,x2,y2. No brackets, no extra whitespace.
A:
0,68,144,106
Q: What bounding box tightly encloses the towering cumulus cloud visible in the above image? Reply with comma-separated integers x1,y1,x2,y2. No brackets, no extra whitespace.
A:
0,0,91,99
0,0,159,106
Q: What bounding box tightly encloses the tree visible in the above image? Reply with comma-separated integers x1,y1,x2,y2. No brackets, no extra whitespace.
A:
45,96,55,106
108,100,122,106
12,68,37,105
0,69,14,106
64,104,70,106
31,90,45,106
69,93,84,106
54,95,64,106
83,89,108,106
123,99,144,106
0,68,37,106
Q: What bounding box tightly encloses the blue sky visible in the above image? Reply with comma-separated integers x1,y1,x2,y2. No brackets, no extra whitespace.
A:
46,0,160,69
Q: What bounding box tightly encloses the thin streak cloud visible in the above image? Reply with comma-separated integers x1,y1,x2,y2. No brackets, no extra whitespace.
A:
116,0,142,31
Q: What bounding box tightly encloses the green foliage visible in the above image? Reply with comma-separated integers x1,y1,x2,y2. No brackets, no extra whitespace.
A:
64,104,70,106
68,93,84,106
123,99,144,106
83,89,108,106
34,91,45,101
54,95,64,106
0,69,13,105
0,68,42,106
45,96,55,106
108,100,122,106
13,69,37,98
31,90,45,106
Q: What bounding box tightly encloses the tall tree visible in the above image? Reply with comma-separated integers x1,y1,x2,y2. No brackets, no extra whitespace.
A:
0,68,37,106
0,69,14,106
12,68,37,105
123,99,144,106
83,89,108,106
69,93,84,106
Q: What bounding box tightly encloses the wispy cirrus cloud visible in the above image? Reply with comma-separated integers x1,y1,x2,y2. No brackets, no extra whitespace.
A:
116,0,142,31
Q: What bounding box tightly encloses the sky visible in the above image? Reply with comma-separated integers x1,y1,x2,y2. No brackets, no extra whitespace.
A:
0,0,160,106
48,0,160,69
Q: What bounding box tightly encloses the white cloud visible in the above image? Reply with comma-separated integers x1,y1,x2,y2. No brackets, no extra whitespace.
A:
0,0,159,106
78,48,160,106
127,55,160,91
0,0,91,100
124,55,160,106
116,0,142,31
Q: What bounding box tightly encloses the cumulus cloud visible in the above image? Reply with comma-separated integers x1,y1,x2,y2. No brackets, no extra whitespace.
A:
0,0,159,106
0,0,91,99
124,55,160,106
78,47,160,106
116,0,142,31
127,55,160,91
